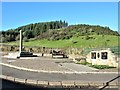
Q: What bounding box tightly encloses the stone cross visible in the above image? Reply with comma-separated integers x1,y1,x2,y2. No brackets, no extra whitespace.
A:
19,30,23,53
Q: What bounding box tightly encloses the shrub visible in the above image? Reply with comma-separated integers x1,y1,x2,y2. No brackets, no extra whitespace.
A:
85,36,90,40
76,61,90,65
72,41,78,44
23,37,29,42
0,36,7,43
90,65,115,69
15,35,20,41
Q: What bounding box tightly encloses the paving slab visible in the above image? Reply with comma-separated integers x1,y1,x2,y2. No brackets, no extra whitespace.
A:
61,63,98,72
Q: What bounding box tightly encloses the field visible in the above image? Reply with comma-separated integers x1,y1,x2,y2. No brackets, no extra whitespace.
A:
6,35,119,48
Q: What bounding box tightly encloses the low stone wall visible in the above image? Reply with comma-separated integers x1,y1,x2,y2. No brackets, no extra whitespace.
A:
0,44,83,55
0,75,119,89
1,45,19,52
1,45,52,53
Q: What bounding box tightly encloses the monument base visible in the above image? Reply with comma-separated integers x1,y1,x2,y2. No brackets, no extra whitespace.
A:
18,51,37,58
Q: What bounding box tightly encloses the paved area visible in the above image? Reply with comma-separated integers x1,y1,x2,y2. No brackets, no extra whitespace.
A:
1,57,72,72
1,57,118,73
1,52,118,73
1,56,99,73
61,63,98,72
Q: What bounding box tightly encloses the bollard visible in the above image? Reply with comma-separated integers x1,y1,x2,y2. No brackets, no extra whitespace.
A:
60,81,63,88
74,81,76,87
88,82,90,87
25,79,27,84
42,53,44,56
14,77,15,82
36,80,39,85
48,81,49,86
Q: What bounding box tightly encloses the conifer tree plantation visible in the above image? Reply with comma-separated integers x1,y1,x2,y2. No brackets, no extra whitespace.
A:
1,20,119,48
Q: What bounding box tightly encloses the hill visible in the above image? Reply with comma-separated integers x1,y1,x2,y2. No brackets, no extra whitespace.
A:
36,24,119,41
0,20,119,43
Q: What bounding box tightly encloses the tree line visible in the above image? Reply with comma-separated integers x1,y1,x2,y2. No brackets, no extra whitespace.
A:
0,20,68,42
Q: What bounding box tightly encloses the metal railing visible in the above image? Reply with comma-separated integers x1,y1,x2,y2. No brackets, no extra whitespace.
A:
99,75,120,90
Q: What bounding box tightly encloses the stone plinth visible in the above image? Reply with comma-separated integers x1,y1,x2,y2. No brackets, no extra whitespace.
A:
19,51,37,57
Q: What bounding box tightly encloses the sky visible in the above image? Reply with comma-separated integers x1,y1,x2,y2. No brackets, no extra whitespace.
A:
1,2,118,31
1,0,120,2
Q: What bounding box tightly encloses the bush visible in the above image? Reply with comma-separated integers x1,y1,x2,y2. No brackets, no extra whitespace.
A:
23,37,29,42
15,35,20,40
85,36,90,40
72,41,78,44
85,36,94,40
0,36,7,43
90,65,115,69
76,61,90,65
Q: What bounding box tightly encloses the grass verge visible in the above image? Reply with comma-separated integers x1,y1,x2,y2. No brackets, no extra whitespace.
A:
75,61,116,69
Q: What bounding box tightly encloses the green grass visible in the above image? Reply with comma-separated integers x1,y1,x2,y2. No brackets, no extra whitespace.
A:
75,61,91,65
6,39,73,48
76,61,116,69
90,65,115,69
5,35,119,48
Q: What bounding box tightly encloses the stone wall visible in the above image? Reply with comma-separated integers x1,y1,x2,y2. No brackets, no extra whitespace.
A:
1,45,84,55
1,45,53,54
1,45,19,52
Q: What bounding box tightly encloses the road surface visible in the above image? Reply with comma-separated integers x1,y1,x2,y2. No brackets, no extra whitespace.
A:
1,65,118,83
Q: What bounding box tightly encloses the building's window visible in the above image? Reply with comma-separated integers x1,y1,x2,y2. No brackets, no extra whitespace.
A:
101,52,108,59
97,53,100,58
91,52,96,59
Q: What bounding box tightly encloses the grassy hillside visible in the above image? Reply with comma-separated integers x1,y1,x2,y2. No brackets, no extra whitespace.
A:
6,35,119,48
1,21,119,43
